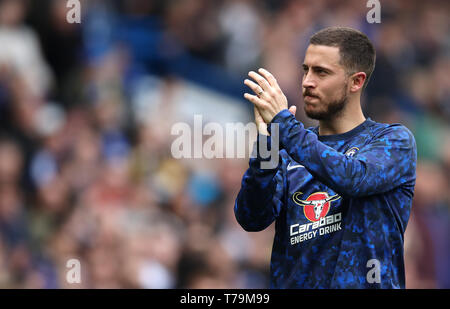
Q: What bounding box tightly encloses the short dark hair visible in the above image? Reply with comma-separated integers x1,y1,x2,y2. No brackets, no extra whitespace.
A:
309,27,376,90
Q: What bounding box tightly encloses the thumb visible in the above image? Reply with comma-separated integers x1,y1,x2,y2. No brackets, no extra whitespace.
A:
289,105,297,116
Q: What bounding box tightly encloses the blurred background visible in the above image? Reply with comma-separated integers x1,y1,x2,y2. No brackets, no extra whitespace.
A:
0,0,448,288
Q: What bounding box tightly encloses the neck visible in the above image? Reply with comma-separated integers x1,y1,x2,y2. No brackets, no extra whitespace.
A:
318,97,366,136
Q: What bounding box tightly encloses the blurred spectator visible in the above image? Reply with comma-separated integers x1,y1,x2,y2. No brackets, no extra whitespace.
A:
218,0,263,76
27,0,84,107
0,0,53,98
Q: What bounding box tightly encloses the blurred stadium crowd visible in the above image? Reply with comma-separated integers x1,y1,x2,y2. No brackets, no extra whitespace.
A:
0,0,448,288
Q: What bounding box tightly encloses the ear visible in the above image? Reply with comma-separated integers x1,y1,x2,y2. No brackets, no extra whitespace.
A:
349,72,366,93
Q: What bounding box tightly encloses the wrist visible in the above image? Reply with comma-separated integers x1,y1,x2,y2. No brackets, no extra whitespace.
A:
267,109,291,135
271,109,291,124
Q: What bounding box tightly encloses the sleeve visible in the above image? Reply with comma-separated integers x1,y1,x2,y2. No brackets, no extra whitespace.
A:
268,109,417,198
234,134,286,232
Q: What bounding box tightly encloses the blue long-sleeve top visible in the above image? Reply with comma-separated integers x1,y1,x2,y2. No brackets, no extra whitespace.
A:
235,109,417,288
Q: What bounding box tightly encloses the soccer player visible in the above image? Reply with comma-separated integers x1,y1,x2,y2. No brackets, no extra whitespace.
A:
235,27,417,288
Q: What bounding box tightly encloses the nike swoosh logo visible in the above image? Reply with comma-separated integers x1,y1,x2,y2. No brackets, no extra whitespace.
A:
287,163,305,171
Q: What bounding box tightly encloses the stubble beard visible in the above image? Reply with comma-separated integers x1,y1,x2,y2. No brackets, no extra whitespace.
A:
304,84,349,121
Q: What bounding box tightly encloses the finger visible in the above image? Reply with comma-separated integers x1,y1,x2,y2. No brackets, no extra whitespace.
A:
244,79,266,97
258,68,281,91
244,79,262,94
289,105,297,116
248,71,272,93
244,93,265,108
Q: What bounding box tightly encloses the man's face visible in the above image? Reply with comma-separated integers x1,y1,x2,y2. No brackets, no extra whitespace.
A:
302,44,350,120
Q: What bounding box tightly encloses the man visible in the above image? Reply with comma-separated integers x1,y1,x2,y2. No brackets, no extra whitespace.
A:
235,27,417,288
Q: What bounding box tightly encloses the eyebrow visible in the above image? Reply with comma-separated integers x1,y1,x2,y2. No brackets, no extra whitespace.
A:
302,64,334,73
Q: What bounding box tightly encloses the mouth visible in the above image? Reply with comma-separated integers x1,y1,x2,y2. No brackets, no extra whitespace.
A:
304,95,319,102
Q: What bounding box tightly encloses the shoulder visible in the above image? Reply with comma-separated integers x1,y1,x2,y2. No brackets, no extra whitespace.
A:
368,121,416,145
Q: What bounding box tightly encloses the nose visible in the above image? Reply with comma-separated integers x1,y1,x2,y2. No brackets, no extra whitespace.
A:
302,71,316,89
